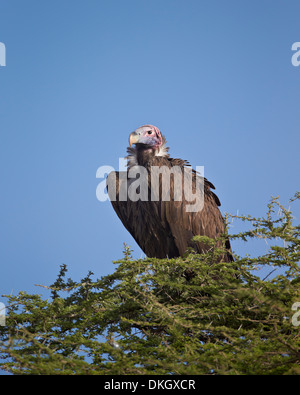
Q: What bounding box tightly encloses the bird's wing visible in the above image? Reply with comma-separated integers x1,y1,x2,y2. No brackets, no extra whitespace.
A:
106,171,176,257
151,157,230,258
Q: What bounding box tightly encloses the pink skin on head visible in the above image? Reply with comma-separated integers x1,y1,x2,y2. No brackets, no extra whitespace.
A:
130,125,162,149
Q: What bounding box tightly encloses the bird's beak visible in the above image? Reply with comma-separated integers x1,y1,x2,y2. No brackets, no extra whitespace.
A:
129,132,140,147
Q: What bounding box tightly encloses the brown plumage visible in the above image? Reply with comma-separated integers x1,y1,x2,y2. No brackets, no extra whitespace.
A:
107,125,232,261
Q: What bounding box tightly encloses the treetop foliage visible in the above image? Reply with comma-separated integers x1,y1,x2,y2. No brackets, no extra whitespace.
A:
0,194,300,374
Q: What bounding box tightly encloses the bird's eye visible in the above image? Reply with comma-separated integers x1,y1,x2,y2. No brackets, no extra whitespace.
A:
147,130,152,135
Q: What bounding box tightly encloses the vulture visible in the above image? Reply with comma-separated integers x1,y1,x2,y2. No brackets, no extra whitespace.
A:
107,124,232,261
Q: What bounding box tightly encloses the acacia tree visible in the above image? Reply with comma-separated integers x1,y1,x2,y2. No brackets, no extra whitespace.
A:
0,195,300,375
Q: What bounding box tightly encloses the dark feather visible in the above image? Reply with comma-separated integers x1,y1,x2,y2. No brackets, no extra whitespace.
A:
107,132,232,261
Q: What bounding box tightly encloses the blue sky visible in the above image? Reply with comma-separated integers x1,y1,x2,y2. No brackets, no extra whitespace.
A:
0,0,299,297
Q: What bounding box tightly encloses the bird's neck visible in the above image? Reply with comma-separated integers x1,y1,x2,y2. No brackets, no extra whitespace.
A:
135,145,157,168
127,143,169,168
126,139,169,169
